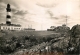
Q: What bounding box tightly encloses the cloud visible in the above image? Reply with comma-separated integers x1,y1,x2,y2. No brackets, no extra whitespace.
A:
14,10,27,16
0,0,80,30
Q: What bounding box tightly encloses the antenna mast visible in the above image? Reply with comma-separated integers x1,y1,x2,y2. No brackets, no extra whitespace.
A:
65,15,68,26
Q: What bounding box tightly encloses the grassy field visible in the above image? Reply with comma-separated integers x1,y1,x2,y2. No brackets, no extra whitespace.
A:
0,30,60,38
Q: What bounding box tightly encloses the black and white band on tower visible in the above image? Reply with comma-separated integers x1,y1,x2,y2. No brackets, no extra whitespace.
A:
6,4,11,25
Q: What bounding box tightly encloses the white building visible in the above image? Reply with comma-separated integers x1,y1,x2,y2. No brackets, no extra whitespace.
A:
0,23,23,31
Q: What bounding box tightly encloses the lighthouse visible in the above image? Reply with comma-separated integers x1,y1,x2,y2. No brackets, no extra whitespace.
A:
0,4,35,31
6,4,11,25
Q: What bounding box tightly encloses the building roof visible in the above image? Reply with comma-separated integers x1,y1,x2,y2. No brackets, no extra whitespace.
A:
24,28,35,30
0,23,21,27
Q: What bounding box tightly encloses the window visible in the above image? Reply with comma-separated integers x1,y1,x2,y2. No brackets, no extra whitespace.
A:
6,27,7,30
8,28,10,30
3,27,5,29
11,27,13,30
14,28,16,30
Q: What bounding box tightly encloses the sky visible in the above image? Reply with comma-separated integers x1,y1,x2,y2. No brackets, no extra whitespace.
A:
0,0,80,30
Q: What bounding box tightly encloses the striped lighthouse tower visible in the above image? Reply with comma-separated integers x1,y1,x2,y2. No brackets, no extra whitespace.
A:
6,4,11,25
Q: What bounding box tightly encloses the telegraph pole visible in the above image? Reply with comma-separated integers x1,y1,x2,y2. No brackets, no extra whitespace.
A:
65,15,68,26
79,37,80,55
41,24,43,30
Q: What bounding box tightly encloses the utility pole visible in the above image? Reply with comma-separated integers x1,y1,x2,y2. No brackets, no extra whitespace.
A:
79,37,80,55
65,15,68,26
31,25,32,29
41,24,43,30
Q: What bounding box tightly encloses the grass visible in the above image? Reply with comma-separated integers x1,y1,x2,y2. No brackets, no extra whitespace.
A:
0,30,60,39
